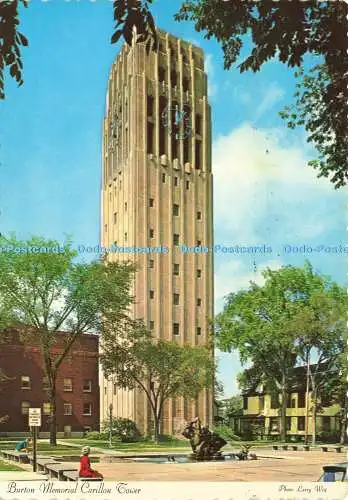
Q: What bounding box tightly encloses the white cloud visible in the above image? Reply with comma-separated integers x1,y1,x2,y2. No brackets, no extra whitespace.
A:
205,54,218,98
212,123,332,243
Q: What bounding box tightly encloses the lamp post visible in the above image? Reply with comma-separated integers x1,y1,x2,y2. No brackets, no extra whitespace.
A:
109,403,113,448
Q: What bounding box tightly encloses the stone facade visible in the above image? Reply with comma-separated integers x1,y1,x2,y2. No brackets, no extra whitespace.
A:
100,29,214,436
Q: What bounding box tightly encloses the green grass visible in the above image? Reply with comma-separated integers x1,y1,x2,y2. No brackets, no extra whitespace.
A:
0,459,23,471
0,442,77,455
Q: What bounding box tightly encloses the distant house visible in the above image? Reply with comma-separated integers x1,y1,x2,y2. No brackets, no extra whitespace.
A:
0,328,100,437
237,364,341,439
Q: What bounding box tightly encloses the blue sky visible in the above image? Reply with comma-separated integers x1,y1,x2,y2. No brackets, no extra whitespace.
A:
1,0,347,397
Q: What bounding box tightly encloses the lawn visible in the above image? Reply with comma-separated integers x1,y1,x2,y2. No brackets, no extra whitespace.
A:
0,441,77,455
0,459,23,471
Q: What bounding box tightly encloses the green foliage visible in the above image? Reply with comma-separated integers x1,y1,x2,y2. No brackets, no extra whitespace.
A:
0,234,135,444
0,0,28,100
101,417,141,443
85,431,109,441
213,424,240,442
101,322,214,441
111,0,156,51
176,1,348,188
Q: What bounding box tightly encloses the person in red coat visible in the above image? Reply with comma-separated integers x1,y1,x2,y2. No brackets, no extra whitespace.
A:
79,446,103,479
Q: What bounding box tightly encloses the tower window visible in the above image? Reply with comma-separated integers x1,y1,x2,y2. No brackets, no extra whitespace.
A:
197,240,202,246
159,96,167,155
173,234,179,246
150,290,154,299
183,76,189,92
195,140,202,169
173,204,179,216
172,136,178,160
195,114,202,135
104,224,107,233
149,259,154,269
159,67,166,83
173,263,179,275
197,211,202,220
171,70,178,87
113,212,117,224
147,122,154,154
124,202,127,211
173,323,180,336
174,177,178,186
197,269,202,278
149,229,154,238
197,327,201,336
150,321,155,330
147,95,154,117
124,232,127,242
184,138,190,164
149,198,154,207
162,173,166,183
173,293,180,305
186,180,190,190
197,298,202,306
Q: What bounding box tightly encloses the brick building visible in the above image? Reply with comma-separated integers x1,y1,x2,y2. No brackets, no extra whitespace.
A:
0,329,100,437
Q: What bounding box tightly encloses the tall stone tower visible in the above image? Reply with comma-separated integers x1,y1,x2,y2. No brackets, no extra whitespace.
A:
100,28,214,436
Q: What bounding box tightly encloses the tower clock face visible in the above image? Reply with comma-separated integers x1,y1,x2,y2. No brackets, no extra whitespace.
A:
161,104,192,140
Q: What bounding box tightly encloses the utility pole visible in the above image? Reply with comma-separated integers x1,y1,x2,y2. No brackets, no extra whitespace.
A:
109,403,113,448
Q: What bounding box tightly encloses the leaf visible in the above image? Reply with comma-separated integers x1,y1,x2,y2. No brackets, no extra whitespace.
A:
111,30,122,45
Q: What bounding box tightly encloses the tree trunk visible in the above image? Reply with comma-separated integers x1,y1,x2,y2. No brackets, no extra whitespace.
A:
49,378,57,446
304,355,310,445
280,384,287,442
153,415,161,444
340,392,348,445
311,399,317,446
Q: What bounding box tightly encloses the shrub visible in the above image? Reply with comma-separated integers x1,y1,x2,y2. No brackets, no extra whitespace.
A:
101,417,141,443
86,431,108,441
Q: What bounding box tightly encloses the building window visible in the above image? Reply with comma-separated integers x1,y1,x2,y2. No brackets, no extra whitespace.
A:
43,402,51,415
21,376,31,390
197,269,202,278
291,397,296,408
64,403,72,416
186,180,190,190
159,66,166,83
63,378,73,392
173,204,179,216
298,416,305,431
322,416,331,432
259,396,265,411
173,293,180,305
196,327,201,336
195,140,202,169
150,290,155,299
149,259,154,269
298,393,305,408
173,177,178,187
197,298,202,306
195,114,202,135
159,96,167,155
197,211,202,220
270,417,279,432
171,70,178,87
21,401,30,415
162,173,166,183
113,383,117,395
149,198,154,207
270,394,279,409
243,396,248,411
183,76,189,92
124,232,127,242
113,212,117,224
173,234,179,246
172,135,178,160
184,138,190,164
173,263,180,275
147,122,154,154
83,380,92,393
150,321,155,330
173,323,180,336
286,417,292,431
147,95,154,117
149,228,154,239
83,403,92,416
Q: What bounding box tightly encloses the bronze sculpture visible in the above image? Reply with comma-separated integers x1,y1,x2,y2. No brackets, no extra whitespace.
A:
182,417,227,461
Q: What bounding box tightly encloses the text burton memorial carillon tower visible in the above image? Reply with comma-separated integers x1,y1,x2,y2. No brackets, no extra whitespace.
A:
100,28,214,436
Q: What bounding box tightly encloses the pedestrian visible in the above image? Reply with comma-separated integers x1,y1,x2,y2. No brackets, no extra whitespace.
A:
79,446,103,479
15,438,32,453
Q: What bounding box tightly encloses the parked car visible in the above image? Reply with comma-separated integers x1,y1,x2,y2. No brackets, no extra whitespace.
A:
318,463,348,482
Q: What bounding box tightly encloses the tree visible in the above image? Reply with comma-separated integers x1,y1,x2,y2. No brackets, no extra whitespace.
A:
176,1,348,188
101,322,214,443
0,234,134,445
215,262,346,442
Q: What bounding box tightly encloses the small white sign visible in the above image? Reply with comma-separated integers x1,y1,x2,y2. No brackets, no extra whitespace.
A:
28,408,41,427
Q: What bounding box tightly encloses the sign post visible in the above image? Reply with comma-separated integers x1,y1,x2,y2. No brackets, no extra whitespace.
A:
29,408,41,472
